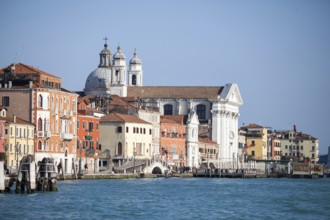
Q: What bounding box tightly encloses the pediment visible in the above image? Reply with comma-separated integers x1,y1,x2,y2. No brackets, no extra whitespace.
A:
220,84,243,105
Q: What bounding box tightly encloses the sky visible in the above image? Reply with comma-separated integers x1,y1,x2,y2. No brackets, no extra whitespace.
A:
0,0,329,154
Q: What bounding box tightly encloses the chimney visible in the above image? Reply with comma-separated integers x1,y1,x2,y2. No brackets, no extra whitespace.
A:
29,81,33,88
13,115,16,123
9,81,12,88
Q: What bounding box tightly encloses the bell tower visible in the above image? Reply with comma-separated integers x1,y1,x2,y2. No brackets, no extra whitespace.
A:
110,45,127,97
186,110,199,168
128,49,143,86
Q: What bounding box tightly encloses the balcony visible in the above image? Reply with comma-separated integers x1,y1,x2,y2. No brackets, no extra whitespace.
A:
45,131,51,138
61,133,73,140
37,131,44,137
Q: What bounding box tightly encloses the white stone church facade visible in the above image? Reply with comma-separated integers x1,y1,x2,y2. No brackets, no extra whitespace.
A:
84,41,243,168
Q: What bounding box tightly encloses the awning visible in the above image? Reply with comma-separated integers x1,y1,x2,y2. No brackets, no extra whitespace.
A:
85,136,93,140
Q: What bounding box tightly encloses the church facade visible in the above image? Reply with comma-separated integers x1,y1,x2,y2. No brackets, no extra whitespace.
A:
84,41,243,167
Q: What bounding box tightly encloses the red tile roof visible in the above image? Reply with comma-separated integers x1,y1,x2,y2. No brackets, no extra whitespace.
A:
108,95,139,111
241,123,264,129
161,115,187,125
198,138,218,144
100,113,150,124
0,115,34,126
127,86,223,99
0,63,61,79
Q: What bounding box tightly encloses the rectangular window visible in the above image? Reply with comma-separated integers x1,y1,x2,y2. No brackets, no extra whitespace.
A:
77,121,79,129
89,122,94,132
301,146,303,150
126,127,129,133
149,129,152,135
172,146,176,155
252,151,255,156
2,96,10,107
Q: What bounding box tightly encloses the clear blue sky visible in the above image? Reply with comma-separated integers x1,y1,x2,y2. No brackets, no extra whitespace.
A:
1,0,329,154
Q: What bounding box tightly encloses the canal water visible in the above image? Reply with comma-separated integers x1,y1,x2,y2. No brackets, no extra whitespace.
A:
1,178,330,219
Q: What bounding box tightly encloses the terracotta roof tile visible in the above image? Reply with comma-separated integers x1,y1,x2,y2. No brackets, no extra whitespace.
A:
0,63,61,79
241,123,264,129
161,115,187,125
0,115,34,126
127,86,223,99
100,113,150,124
198,138,218,144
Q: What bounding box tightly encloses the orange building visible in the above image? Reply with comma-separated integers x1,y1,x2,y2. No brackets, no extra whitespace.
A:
77,99,103,174
160,115,187,168
0,63,78,174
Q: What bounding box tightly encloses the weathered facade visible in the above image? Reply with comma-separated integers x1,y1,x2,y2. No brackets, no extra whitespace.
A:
0,63,79,174
99,113,153,166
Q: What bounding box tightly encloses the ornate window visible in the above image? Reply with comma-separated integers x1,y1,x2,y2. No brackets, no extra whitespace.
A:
38,141,42,151
38,118,43,131
164,104,173,115
38,94,43,108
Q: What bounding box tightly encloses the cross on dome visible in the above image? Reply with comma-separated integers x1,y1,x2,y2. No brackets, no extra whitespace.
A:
103,37,108,48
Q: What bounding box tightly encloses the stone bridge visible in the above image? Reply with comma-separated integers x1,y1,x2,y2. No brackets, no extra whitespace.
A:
143,161,167,174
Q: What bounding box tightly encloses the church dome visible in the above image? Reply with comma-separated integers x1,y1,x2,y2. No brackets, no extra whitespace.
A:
84,67,112,94
129,50,142,64
100,45,111,55
114,46,126,59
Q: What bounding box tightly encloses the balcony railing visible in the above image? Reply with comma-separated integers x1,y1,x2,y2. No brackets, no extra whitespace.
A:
61,133,73,140
45,131,51,138
37,131,43,137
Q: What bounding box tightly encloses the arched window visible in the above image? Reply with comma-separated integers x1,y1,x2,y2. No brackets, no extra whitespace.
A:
38,141,42,151
132,75,137,85
38,94,43,108
197,104,206,120
164,104,173,115
44,118,47,131
38,118,43,131
118,142,122,155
